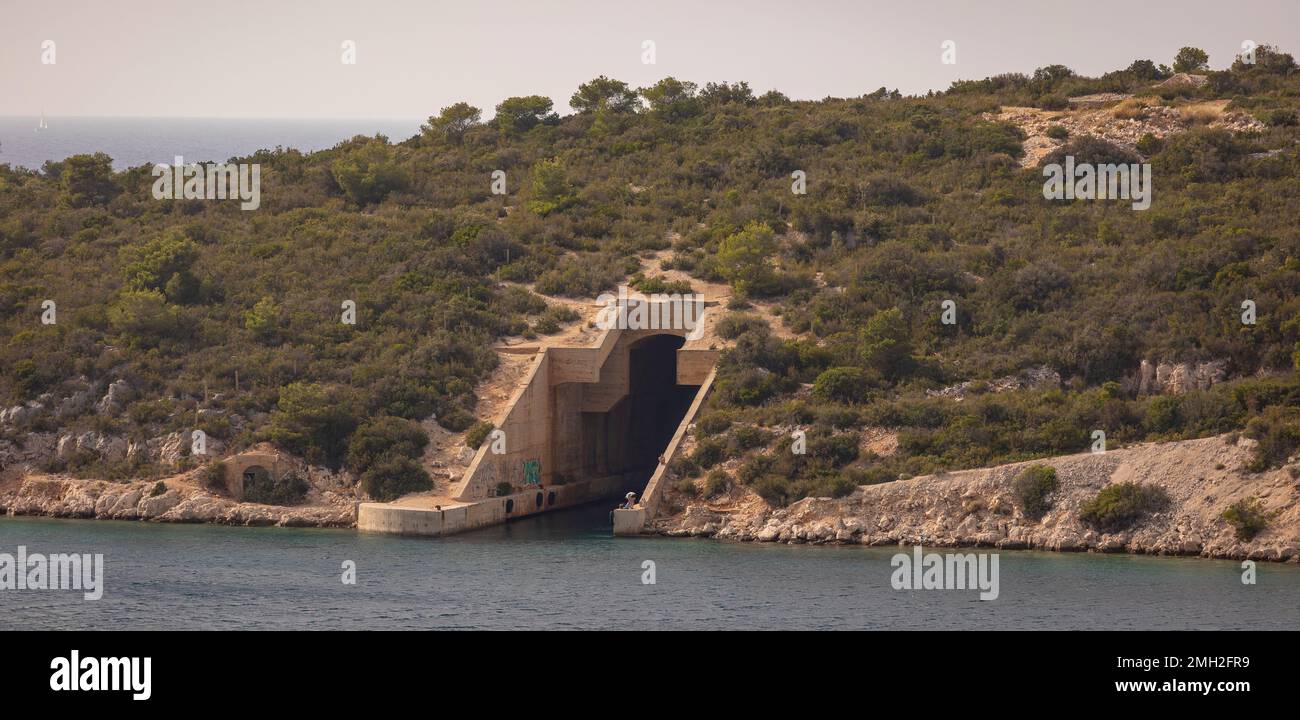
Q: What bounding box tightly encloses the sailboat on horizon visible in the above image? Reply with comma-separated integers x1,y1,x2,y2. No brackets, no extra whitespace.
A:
36,111,49,132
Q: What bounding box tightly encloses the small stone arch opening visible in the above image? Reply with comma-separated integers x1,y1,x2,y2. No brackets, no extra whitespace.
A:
242,465,272,498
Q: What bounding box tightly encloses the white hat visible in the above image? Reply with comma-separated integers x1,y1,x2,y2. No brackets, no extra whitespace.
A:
626,492,636,498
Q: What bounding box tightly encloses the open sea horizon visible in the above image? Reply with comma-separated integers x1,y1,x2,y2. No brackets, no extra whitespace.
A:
0,115,424,171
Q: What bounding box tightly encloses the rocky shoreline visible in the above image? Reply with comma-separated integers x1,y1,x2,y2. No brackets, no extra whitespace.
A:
652,434,1300,563
5,432,1297,562
0,475,356,528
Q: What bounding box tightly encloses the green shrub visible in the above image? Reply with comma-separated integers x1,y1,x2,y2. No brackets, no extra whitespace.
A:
1037,94,1068,110
1045,125,1069,140
533,254,623,297
1243,407,1300,472
1221,497,1270,541
726,424,770,452
809,433,859,467
736,454,773,485
1143,395,1182,434
436,406,476,433
531,304,579,334
149,480,168,497
715,367,788,406
817,405,862,428
360,456,431,501
1039,134,1140,169
859,308,913,377
807,473,856,499
1262,108,1298,127
266,382,361,470
752,474,790,505
694,412,732,436
546,304,580,323
331,143,409,205
813,367,871,403
717,222,781,296
495,481,514,497
1012,464,1058,520
705,469,729,498
668,454,699,479
845,465,893,485
532,315,561,334
717,313,768,340
1172,46,1208,73
345,416,429,475
465,421,494,450
243,469,310,506
632,274,694,295
1135,132,1163,155
1079,482,1171,531
691,439,726,469
674,477,699,498
197,461,227,494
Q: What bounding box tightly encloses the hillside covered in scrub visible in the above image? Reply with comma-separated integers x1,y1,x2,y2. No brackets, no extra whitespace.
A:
2,44,1300,510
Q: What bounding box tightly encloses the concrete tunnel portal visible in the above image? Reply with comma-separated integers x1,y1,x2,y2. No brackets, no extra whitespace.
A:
570,333,699,498
356,319,721,536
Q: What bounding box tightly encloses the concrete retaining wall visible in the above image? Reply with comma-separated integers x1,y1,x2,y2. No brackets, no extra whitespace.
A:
363,309,718,539
358,472,636,537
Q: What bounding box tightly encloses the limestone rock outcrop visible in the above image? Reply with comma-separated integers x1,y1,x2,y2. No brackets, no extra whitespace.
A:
1135,359,1228,395
0,475,356,528
654,433,1300,562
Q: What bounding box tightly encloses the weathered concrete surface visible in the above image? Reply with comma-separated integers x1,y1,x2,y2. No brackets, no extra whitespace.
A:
358,472,634,536
221,449,296,500
364,305,719,537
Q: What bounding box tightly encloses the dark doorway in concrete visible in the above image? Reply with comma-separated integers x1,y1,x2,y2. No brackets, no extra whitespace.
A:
625,334,698,472
242,465,271,495
577,334,699,491
244,465,274,499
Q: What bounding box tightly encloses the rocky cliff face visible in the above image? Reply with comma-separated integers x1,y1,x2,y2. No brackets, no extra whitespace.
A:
927,365,1060,399
0,379,358,527
0,377,265,474
654,434,1300,562
1134,359,1229,395
920,359,1231,401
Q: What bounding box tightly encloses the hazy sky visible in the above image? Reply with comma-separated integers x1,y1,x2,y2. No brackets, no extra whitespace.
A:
3,0,1298,120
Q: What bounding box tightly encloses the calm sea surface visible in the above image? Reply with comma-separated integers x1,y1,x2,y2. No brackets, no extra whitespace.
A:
1,508,1297,630
0,116,423,170
1,113,1297,630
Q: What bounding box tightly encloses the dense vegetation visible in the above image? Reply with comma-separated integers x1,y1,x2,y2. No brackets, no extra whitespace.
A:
2,45,1299,502
241,468,309,505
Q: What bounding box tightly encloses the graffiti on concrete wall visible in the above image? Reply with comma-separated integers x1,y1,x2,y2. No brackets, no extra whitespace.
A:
523,459,541,485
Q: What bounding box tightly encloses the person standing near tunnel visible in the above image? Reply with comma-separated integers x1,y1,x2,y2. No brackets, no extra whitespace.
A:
623,491,637,509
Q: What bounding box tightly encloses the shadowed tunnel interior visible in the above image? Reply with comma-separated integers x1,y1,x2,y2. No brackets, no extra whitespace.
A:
573,334,699,492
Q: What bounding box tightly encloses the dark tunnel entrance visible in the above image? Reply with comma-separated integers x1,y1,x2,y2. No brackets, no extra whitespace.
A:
574,334,700,494
624,334,698,475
